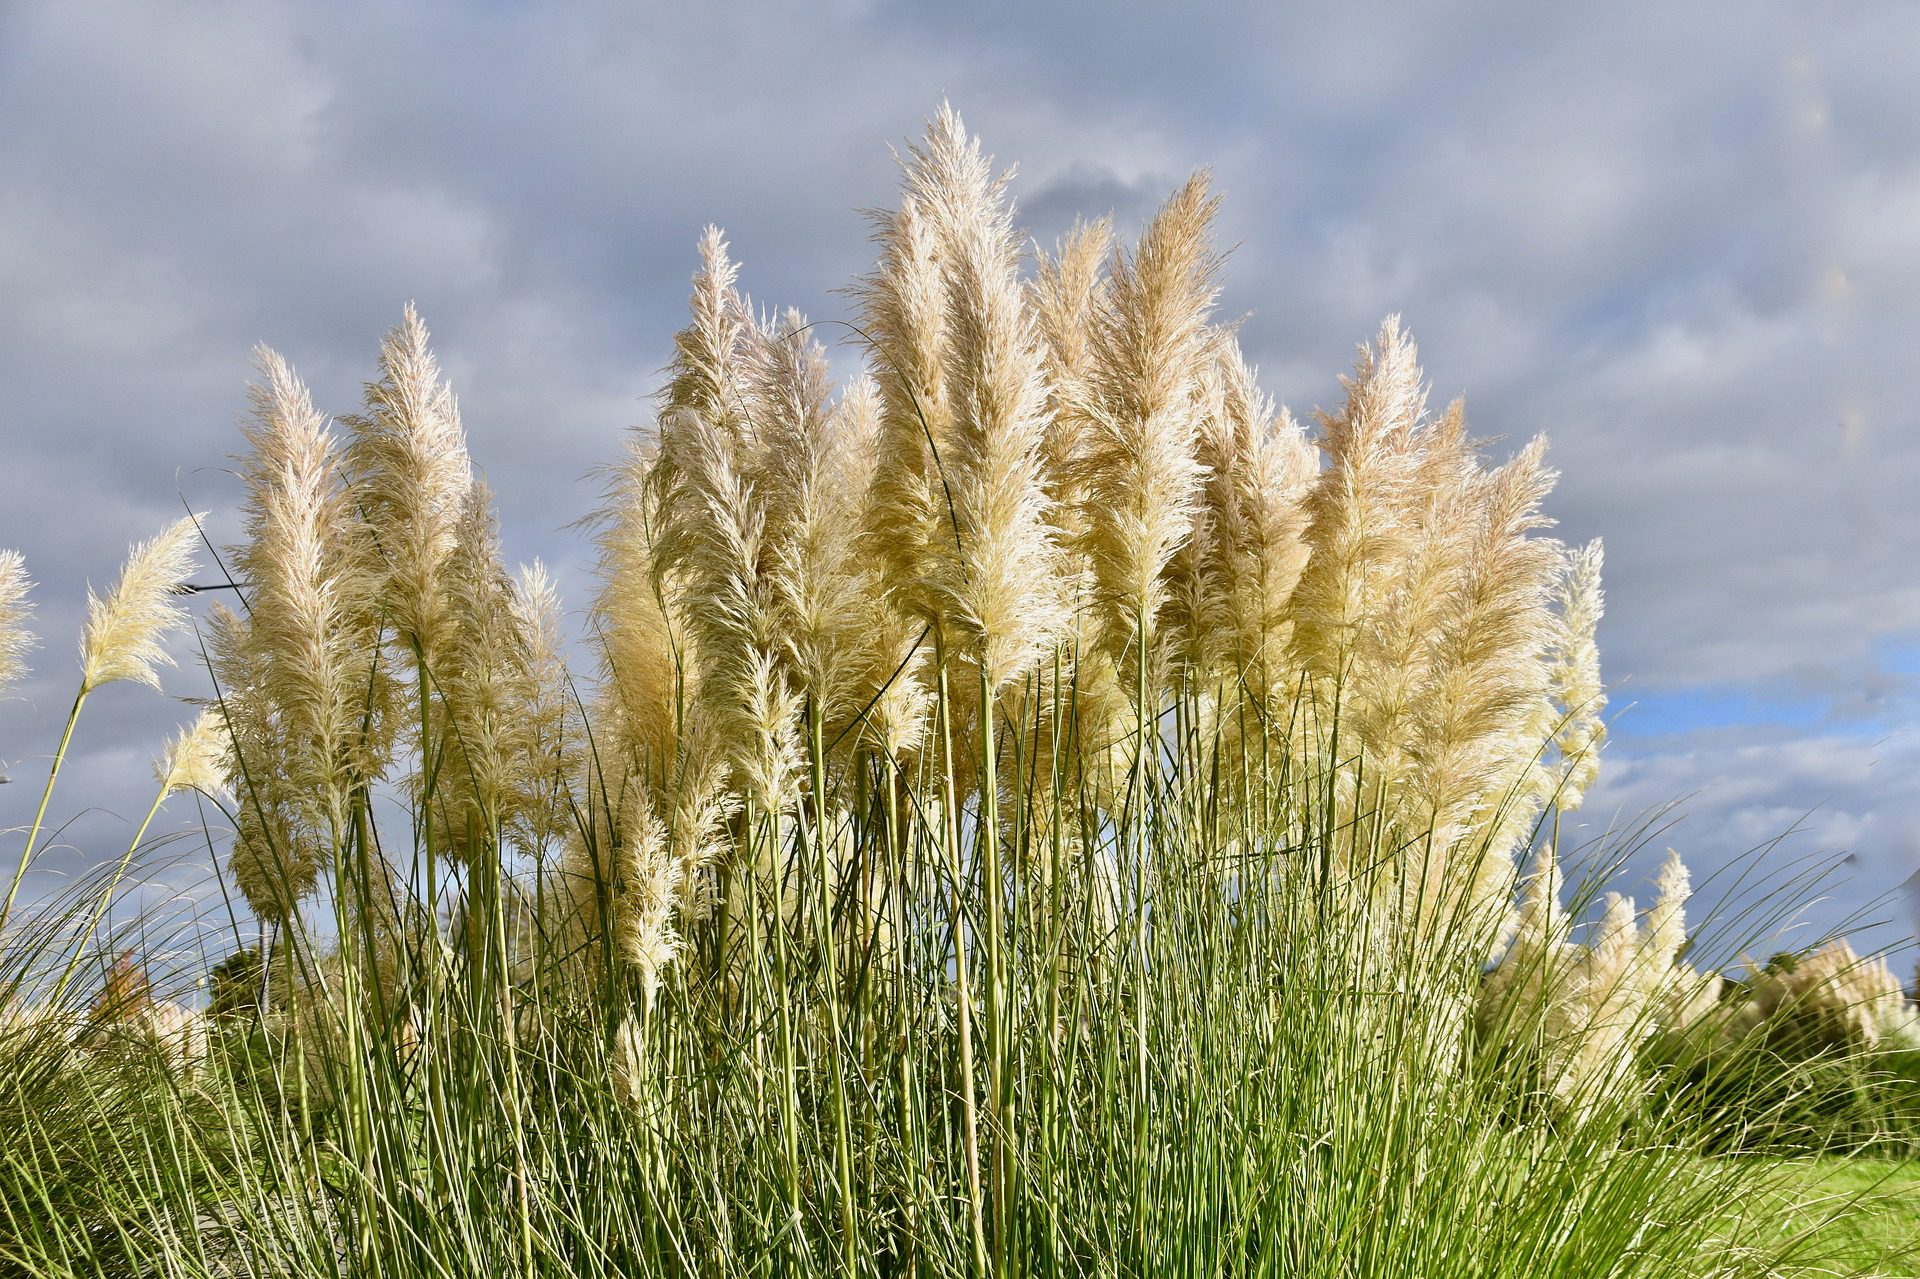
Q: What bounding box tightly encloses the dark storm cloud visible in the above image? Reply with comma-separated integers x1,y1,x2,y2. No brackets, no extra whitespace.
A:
2,0,1916,963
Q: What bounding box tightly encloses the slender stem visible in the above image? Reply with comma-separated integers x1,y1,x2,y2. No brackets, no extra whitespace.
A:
485,807,536,1278
1132,608,1151,1260
883,754,920,1263
1042,647,1067,1268
47,780,167,1008
1,686,89,933
936,628,989,1277
977,662,1011,1275
810,700,859,1273
766,803,805,1257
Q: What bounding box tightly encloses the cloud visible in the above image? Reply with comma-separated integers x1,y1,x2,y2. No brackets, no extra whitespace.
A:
1,0,1916,955
1580,720,1920,974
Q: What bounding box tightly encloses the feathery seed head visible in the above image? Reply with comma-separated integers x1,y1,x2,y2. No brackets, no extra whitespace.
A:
665,227,757,439
1641,848,1690,972
1546,538,1607,809
858,195,956,612
611,795,679,1006
80,516,202,694
435,479,534,860
156,709,232,800
507,560,573,853
1410,434,1561,833
886,106,1069,690
612,1010,648,1106
1747,938,1909,1050
1074,173,1222,675
766,359,892,731
0,549,34,693
592,438,684,789
209,603,323,920
236,347,387,811
343,304,473,663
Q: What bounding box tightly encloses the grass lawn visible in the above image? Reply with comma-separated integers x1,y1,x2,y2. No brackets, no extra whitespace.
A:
1750,1157,1920,1276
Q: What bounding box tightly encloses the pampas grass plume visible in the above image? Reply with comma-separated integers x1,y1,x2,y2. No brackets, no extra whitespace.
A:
1075,172,1219,668
909,105,1067,689
155,709,232,800
592,439,683,789
1548,538,1606,809
79,515,202,694
0,549,33,693
344,303,473,664
237,347,382,813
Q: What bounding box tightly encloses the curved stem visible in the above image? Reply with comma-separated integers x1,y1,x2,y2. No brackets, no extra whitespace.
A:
1,687,89,933
46,780,168,1009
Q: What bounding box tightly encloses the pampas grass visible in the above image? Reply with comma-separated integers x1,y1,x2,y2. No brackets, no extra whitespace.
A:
1075,173,1218,689
3,517,202,931
155,709,231,801
228,349,386,847
343,304,473,670
0,107,1907,1279
78,515,201,695
0,550,32,695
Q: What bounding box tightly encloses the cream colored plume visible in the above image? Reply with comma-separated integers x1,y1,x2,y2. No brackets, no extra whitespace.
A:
210,602,321,922
1545,539,1606,810
1181,336,1315,700
646,229,759,595
138,1000,210,1077
1478,846,1656,1118
1480,841,1571,1028
612,796,679,1005
1736,939,1912,1050
665,226,757,441
232,347,386,833
1556,892,1648,1115
1631,850,1726,1035
753,314,885,733
79,515,202,694
0,549,33,693
1289,317,1428,689
655,404,800,815
554,785,688,1004
1410,435,1560,867
435,480,534,861
507,560,573,855
1030,217,1112,519
1074,172,1220,685
1635,849,1690,990
648,236,808,815
1289,320,1564,934
1337,399,1472,798
1660,965,1726,1035
611,1010,648,1107
0,541,33,699
898,105,1067,691
155,709,232,800
343,304,473,668
591,438,683,791
858,194,954,611
833,378,933,760
658,705,736,924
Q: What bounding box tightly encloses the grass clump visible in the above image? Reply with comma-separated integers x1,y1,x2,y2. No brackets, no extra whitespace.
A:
1,105,1914,1277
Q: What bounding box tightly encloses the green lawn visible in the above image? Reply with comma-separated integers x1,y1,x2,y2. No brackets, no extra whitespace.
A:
1750,1158,1920,1277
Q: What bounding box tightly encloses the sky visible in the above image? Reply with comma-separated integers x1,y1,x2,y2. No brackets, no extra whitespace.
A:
1,1,1917,973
